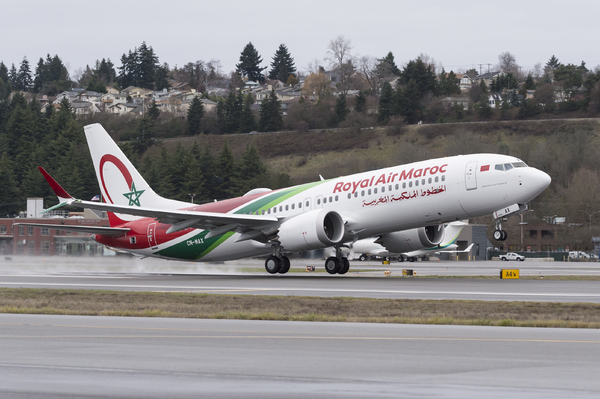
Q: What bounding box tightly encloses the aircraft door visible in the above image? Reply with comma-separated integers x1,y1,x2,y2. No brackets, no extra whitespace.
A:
315,195,323,209
303,197,312,212
465,161,478,191
147,222,158,249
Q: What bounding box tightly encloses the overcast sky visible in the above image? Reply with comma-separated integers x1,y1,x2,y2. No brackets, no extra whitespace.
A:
2,0,599,79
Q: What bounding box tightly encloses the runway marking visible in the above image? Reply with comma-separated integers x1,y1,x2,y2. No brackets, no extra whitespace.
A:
1,281,600,298
0,334,599,344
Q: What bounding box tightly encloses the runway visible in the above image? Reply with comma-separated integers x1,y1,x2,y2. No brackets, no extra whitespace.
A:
1,314,599,398
1,256,600,302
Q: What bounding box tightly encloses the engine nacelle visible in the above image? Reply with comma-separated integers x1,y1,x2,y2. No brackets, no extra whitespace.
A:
277,209,345,251
376,225,445,253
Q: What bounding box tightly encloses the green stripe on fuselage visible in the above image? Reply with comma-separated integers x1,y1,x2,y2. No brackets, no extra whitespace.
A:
155,180,328,260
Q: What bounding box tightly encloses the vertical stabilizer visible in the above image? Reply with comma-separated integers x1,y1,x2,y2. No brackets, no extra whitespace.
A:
84,123,185,222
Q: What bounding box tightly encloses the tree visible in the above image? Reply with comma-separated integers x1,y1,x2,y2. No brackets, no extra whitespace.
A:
524,74,536,90
377,52,401,76
258,89,283,132
187,96,205,135
268,44,296,82
302,73,330,100
546,55,561,71
377,81,394,124
497,51,518,74
0,152,19,216
438,70,461,96
354,90,366,113
334,93,348,124
239,94,256,133
325,35,354,94
147,99,160,121
17,57,32,91
236,42,266,83
399,57,437,97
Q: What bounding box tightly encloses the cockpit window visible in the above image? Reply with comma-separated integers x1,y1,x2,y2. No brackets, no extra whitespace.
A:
495,164,504,171
511,162,527,168
504,163,513,171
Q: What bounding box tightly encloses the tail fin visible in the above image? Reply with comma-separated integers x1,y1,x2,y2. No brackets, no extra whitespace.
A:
84,124,184,222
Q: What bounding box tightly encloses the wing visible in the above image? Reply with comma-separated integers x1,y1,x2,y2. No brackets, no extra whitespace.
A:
438,243,474,253
39,166,279,241
13,223,129,237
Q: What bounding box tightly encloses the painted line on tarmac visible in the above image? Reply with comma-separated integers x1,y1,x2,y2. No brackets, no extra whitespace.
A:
1,281,600,299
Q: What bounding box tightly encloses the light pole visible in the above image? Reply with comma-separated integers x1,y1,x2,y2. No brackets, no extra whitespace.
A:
189,193,195,204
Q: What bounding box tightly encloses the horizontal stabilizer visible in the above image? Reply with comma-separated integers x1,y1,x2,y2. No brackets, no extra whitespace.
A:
14,223,129,237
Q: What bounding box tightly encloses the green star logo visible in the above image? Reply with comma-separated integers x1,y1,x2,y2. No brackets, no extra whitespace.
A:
123,182,145,207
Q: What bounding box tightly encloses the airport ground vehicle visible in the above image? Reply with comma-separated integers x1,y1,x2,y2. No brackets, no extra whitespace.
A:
499,252,525,261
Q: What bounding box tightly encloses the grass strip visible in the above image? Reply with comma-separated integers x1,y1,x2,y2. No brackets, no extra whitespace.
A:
1,288,600,328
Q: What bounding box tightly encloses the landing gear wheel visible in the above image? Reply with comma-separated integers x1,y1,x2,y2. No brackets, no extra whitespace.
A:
338,257,350,274
265,255,281,274
359,254,367,261
325,257,341,274
493,229,508,241
278,256,290,274
408,257,416,262
398,256,405,263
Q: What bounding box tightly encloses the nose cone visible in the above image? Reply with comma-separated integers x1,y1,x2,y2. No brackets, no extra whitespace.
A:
528,168,551,197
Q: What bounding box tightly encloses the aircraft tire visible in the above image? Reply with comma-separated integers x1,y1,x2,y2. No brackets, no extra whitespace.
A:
325,257,341,274
359,254,367,261
278,256,291,274
398,256,405,262
338,257,350,274
408,257,416,262
501,229,508,241
265,256,281,274
493,230,503,240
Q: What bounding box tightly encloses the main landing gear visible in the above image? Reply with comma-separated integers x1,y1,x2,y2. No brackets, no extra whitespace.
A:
324,245,350,275
265,255,290,274
493,220,508,241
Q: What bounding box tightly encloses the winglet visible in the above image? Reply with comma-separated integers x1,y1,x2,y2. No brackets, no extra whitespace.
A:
38,166,74,211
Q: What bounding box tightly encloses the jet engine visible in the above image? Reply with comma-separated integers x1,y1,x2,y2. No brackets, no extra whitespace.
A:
277,209,345,251
376,224,445,253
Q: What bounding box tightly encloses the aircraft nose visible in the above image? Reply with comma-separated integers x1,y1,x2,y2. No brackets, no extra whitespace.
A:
528,168,551,195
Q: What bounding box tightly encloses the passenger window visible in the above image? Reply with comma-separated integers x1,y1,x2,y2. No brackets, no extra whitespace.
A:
279,206,283,211
442,175,446,182
396,184,400,190
382,187,385,193
305,201,309,207
422,179,425,185
361,190,365,196
415,180,419,186
368,189,371,195
435,176,438,182
374,188,378,194
402,182,406,189
285,205,289,211
428,178,432,184
268,208,271,214
409,181,413,187
347,193,351,199
299,202,302,208
335,195,338,201
495,164,504,171
262,210,265,215
504,163,513,171
317,199,321,205
389,185,392,191
329,196,332,202
323,197,327,204
291,204,295,210
354,192,358,198
273,207,277,213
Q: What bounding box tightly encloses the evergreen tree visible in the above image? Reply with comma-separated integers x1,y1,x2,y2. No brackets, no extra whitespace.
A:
354,90,366,113
236,42,266,83
187,96,205,135
477,98,492,119
378,81,393,124
0,152,19,216
214,141,236,199
377,52,401,76
400,58,437,96
137,42,158,89
183,152,204,202
268,44,297,82
546,55,561,71
148,98,161,121
438,70,461,96
9,64,18,88
155,63,171,91
17,57,33,91
198,146,216,201
524,74,536,90
239,94,256,133
33,57,47,92
334,93,348,123
235,144,267,194
258,89,283,132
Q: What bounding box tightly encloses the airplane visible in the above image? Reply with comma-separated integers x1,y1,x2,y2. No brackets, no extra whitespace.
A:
16,123,551,275
347,221,472,262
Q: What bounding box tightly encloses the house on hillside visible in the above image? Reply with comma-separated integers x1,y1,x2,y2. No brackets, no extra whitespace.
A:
474,72,505,87
442,96,470,111
107,102,143,116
